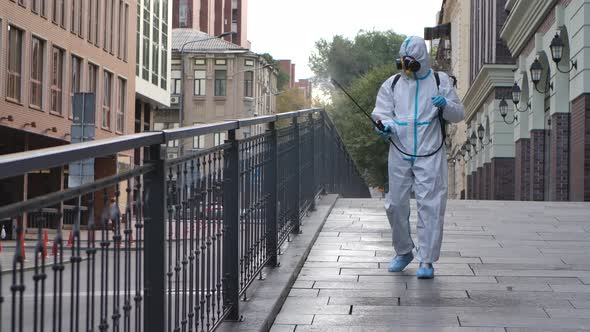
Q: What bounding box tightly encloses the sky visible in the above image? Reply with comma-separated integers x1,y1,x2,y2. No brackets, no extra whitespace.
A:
248,0,443,81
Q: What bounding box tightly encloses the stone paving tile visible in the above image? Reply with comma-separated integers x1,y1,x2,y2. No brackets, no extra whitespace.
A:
358,275,497,283
544,308,590,318
270,199,590,331
269,325,296,332
458,314,590,329
296,327,504,332
495,276,583,285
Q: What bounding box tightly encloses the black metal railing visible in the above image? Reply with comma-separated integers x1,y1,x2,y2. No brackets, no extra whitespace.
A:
0,109,370,332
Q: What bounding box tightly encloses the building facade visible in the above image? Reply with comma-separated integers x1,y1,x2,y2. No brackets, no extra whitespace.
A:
455,0,590,202
501,0,590,201
462,0,516,201
155,28,277,158
428,0,472,200
0,0,137,227
172,0,249,48
135,0,172,164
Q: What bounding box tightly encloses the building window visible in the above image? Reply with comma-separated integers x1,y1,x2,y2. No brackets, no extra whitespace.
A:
136,1,140,75
193,131,205,149
88,63,98,94
32,0,47,16
214,132,226,146
7,26,23,102
50,46,64,114
110,0,115,53
116,78,126,133
121,3,129,61
244,71,253,97
171,69,181,94
152,42,159,84
214,70,226,96
70,55,82,118
215,59,227,65
53,0,65,27
194,70,206,96
195,59,206,65
142,0,150,80
245,59,254,66
71,0,77,33
104,0,110,52
88,0,95,42
179,0,188,27
30,37,45,109
102,71,112,128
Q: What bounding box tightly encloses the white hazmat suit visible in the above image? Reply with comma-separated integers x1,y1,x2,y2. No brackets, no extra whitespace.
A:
371,36,465,263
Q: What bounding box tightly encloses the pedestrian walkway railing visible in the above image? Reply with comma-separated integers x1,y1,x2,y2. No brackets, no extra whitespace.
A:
0,108,370,332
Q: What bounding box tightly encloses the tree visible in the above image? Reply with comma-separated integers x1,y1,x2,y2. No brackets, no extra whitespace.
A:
260,53,290,91
327,63,398,189
277,87,307,114
309,30,406,87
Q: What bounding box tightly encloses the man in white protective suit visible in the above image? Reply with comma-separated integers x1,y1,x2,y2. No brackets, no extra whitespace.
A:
371,36,465,279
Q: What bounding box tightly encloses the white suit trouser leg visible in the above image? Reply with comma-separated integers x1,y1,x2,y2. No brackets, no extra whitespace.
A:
385,161,415,256
413,156,448,263
385,152,448,263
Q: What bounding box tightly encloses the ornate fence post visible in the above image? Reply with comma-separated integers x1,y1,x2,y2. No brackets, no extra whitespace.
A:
223,129,240,320
265,121,279,267
308,113,316,211
143,144,166,332
292,117,301,234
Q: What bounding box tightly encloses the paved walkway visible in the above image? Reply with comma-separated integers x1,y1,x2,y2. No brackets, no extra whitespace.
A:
270,199,590,332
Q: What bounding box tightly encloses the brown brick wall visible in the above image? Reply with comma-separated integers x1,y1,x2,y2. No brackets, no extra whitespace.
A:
530,130,546,201
551,113,570,201
483,163,491,200
0,1,137,145
473,169,480,200
465,174,473,199
477,167,484,200
491,158,515,200
515,138,531,200
571,94,590,201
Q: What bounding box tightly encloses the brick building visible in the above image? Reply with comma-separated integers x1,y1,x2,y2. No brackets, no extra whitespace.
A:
0,0,138,230
172,0,249,48
454,0,590,202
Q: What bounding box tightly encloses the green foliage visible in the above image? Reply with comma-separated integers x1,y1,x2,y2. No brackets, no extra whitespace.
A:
260,52,290,91
277,88,307,114
327,64,398,188
309,30,406,87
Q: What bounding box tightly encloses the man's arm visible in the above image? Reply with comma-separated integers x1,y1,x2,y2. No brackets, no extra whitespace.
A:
371,77,396,128
439,74,465,123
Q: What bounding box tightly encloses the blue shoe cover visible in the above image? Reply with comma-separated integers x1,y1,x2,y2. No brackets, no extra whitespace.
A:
416,263,434,279
387,252,414,272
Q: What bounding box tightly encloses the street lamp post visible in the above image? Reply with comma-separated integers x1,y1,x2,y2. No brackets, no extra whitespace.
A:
178,31,235,156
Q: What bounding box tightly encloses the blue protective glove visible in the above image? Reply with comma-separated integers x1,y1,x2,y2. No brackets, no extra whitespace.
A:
432,95,447,108
375,124,392,139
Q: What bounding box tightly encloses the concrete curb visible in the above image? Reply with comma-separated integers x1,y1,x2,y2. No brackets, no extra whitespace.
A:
217,194,339,332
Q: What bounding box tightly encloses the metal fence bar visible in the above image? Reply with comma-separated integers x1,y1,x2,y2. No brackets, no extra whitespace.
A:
223,129,240,321
144,144,166,332
0,108,371,332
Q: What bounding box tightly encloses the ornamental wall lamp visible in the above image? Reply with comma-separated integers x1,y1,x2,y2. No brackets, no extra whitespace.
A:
550,32,577,73
530,58,554,94
477,124,492,146
510,82,531,112
499,98,518,125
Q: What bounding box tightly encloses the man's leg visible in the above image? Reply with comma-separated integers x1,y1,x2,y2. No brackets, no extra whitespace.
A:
385,162,414,256
413,155,448,264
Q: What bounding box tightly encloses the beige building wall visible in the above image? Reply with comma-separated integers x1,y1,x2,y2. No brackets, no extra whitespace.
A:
155,51,277,156
440,0,471,199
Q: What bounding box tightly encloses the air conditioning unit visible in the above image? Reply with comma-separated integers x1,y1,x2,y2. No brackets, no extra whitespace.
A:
171,96,179,104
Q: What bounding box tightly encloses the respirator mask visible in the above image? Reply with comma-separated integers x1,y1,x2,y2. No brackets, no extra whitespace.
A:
396,56,421,76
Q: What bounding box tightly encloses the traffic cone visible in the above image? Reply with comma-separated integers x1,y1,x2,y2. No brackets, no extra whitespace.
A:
42,230,48,258
67,231,73,247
